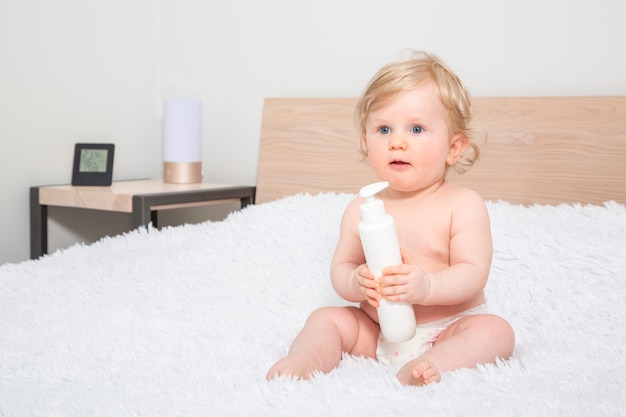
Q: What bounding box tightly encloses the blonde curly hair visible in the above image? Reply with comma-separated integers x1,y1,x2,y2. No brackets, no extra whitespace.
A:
355,50,478,172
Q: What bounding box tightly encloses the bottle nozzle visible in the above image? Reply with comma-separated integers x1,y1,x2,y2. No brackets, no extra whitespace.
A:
359,181,389,222
359,181,389,204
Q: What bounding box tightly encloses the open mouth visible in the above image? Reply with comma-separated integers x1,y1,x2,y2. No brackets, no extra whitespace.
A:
390,160,410,166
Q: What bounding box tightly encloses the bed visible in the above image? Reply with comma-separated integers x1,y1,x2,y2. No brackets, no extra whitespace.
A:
1,96,625,416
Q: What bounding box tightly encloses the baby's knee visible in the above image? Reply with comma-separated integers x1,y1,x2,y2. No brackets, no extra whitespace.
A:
304,306,369,334
487,315,515,357
307,306,356,323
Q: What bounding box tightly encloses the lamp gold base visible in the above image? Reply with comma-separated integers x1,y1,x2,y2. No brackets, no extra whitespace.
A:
163,162,202,184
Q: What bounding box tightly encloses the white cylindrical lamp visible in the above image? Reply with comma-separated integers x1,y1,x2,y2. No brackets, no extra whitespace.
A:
163,98,202,184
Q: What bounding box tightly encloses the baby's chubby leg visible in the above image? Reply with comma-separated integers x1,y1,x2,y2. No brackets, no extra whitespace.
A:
266,306,379,380
397,314,514,386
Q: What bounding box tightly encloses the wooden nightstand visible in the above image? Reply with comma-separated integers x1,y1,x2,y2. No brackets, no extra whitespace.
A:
30,179,256,259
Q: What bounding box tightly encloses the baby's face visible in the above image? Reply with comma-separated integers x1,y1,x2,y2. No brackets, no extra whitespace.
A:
363,82,457,194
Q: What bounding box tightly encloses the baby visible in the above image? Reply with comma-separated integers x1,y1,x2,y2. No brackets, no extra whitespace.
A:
267,50,514,386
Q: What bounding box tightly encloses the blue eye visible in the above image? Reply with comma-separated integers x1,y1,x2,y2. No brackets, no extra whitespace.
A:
412,125,423,134
379,126,391,134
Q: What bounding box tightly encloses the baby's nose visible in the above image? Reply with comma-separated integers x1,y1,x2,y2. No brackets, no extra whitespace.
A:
389,134,408,150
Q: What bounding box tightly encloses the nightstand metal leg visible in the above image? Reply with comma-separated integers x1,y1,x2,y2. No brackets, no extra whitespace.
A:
131,195,152,230
30,187,48,260
240,189,256,208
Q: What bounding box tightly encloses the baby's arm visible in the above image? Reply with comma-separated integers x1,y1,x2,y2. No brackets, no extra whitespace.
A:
381,189,492,306
330,199,380,306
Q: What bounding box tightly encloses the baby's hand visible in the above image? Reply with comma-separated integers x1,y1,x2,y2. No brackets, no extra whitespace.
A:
377,248,430,305
355,264,381,308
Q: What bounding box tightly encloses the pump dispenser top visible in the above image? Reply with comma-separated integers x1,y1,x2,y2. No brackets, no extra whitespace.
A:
359,181,389,223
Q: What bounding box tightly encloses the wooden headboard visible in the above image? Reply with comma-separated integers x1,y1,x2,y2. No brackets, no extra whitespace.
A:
257,97,626,205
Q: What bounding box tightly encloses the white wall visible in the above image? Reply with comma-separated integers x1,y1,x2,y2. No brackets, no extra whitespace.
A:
1,0,625,265
0,0,161,264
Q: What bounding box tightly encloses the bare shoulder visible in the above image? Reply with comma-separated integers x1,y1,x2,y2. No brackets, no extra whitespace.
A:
441,183,490,225
344,195,363,215
340,196,364,228
346,195,364,210
443,182,487,208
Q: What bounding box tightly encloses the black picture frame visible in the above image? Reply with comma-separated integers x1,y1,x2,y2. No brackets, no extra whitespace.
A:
71,143,115,186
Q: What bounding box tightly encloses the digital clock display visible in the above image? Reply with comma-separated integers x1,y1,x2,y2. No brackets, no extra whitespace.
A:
79,149,109,173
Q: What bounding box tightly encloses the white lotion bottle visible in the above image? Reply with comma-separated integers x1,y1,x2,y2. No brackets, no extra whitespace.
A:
358,181,417,343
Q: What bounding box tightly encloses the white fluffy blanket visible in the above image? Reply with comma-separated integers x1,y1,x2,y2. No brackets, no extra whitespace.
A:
1,193,625,416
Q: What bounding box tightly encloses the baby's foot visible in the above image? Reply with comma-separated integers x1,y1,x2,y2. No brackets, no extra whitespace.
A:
397,359,441,386
266,353,313,381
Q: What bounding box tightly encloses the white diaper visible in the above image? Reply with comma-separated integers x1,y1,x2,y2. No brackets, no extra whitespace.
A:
376,304,488,366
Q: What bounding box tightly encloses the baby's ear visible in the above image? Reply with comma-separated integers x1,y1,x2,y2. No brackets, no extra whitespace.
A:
361,133,368,155
446,133,469,166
